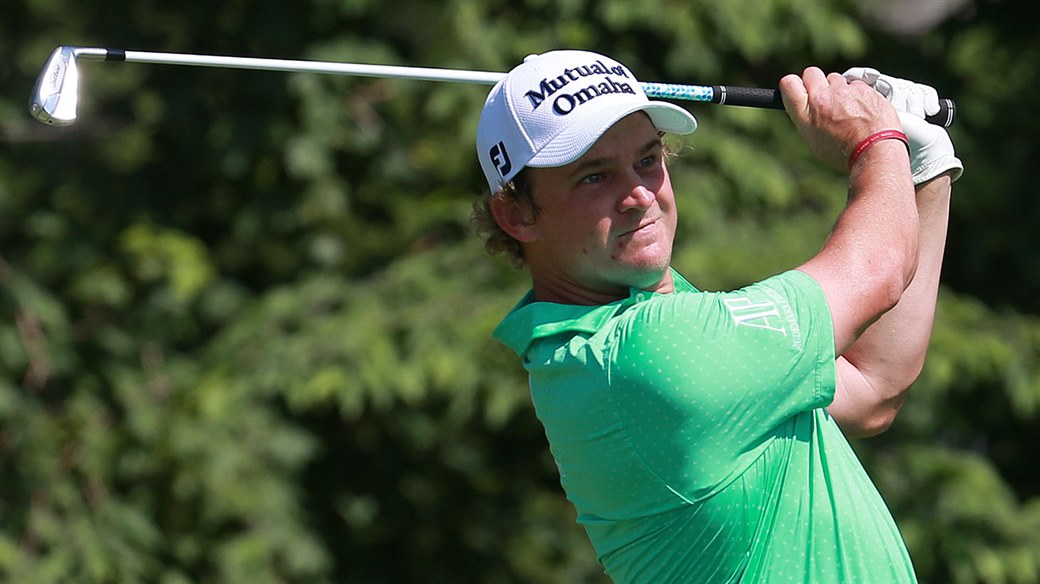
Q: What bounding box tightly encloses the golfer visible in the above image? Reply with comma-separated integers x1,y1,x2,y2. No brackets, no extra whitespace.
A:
473,50,960,582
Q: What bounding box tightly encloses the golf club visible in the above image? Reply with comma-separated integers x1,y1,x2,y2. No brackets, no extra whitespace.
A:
29,45,956,127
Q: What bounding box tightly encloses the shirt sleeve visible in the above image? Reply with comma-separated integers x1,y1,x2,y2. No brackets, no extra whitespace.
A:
606,270,836,496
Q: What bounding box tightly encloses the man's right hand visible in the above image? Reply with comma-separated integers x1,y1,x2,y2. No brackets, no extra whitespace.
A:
778,67,903,171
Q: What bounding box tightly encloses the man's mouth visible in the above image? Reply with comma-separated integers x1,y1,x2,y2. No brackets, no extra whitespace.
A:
620,218,658,238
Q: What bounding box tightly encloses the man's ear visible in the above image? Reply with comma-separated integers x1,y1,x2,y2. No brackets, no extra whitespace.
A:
489,193,538,243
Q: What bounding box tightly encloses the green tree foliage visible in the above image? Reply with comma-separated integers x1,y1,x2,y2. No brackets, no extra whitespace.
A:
1,0,1037,582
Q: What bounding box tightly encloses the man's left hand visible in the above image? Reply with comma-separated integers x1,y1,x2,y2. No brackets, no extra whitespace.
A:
843,67,941,120
844,67,963,185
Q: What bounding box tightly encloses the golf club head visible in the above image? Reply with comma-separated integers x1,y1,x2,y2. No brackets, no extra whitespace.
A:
29,46,80,125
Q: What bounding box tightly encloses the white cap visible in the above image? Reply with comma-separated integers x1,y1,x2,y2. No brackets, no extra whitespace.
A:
476,50,698,192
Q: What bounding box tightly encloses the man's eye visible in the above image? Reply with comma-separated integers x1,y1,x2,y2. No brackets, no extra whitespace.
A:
581,173,604,185
639,155,657,168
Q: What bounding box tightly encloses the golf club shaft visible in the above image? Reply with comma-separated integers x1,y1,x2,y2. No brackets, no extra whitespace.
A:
85,48,770,108
78,47,507,84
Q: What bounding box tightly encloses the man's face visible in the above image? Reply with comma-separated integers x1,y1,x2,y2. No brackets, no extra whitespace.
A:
523,112,678,300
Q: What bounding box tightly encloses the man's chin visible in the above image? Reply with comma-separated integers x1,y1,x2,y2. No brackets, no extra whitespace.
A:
617,262,671,292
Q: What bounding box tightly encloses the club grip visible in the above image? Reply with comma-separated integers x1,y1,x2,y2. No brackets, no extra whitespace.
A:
712,86,784,109
713,85,955,127
926,99,956,128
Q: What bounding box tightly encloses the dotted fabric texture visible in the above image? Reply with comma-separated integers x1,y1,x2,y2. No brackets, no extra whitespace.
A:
494,270,916,583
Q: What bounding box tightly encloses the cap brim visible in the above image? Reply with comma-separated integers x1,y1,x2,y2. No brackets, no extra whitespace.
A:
527,101,697,169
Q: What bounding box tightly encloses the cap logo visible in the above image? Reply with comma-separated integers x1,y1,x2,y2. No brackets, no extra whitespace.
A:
524,60,635,115
489,141,512,177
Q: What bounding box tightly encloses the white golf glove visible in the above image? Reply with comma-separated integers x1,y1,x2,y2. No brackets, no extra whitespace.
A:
844,67,963,184
897,111,963,185
842,66,941,119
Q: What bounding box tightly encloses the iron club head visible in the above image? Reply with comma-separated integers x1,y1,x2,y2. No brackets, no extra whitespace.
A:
29,46,81,125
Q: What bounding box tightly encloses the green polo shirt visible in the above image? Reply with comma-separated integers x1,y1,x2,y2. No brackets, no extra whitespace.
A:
494,270,916,583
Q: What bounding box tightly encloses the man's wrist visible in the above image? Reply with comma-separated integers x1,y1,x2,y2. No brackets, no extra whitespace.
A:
848,130,910,169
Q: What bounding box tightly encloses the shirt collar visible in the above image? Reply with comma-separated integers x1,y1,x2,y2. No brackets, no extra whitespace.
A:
493,269,698,356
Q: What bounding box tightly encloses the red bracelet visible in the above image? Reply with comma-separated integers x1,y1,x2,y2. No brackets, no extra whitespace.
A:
848,129,910,169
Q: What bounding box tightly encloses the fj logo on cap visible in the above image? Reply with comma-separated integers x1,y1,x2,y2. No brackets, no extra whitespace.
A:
489,141,512,177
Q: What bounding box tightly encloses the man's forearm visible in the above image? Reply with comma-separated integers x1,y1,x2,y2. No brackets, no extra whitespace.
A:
830,173,953,432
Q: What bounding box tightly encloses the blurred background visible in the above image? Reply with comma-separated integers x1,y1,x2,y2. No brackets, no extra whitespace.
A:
1,0,1038,582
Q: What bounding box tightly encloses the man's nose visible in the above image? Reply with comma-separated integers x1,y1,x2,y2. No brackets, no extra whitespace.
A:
619,174,655,211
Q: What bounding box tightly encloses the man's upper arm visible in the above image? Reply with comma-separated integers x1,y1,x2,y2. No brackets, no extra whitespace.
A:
830,356,910,437
795,248,906,358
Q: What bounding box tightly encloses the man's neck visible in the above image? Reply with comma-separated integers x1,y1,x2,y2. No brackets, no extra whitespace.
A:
531,270,675,305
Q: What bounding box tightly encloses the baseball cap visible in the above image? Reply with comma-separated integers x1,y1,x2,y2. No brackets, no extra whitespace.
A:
476,50,698,192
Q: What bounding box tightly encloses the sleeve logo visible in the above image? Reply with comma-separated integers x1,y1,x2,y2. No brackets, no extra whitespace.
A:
723,291,805,351
723,297,786,336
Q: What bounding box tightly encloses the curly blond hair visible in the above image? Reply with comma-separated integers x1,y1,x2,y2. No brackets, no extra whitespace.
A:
471,169,537,268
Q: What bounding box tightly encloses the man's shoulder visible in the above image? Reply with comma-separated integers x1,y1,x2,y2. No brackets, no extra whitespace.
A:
492,292,629,356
